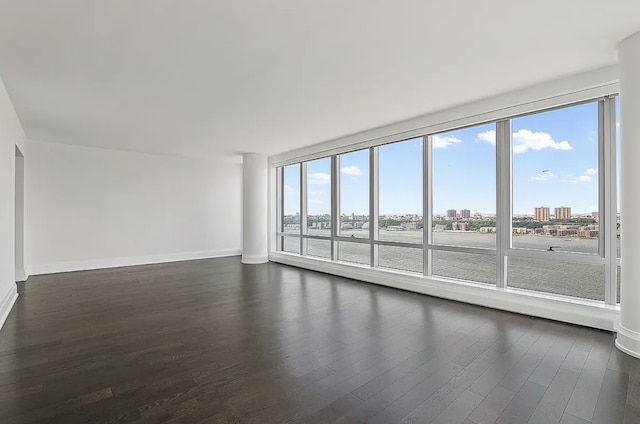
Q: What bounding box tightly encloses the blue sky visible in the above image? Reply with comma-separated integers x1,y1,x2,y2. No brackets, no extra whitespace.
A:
284,101,605,216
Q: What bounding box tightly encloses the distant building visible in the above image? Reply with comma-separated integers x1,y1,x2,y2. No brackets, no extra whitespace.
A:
446,209,457,219
554,206,571,220
578,225,599,238
479,227,496,234
451,222,467,231
542,224,579,236
592,211,599,221
459,209,471,219
534,207,550,221
433,224,447,232
513,227,528,234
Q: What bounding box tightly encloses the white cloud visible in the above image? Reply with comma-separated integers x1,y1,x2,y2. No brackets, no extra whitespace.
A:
561,174,592,184
475,129,572,153
307,172,330,185
532,171,555,181
617,121,620,129
513,129,572,154
284,184,295,193
560,168,598,184
432,135,462,149
341,165,363,176
476,130,496,145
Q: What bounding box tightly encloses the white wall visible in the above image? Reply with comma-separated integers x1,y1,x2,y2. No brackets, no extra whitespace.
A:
0,75,26,329
27,140,242,275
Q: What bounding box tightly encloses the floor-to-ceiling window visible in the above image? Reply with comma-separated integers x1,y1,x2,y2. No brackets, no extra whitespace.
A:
275,95,620,307
507,101,605,301
336,149,370,265
281,163,301,254
377,138,423,273
429,123,497,284
305,157,332,259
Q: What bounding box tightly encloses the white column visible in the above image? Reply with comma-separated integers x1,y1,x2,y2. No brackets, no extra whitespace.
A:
242,153,268,264
616,31,640,359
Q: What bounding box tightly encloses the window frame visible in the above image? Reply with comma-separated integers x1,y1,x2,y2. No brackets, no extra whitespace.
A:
274,93,620,305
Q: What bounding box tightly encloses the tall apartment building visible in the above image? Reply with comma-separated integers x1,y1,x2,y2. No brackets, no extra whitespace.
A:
459,209,471,219
446,209,457,219
555,206,571,220
534,206,550,221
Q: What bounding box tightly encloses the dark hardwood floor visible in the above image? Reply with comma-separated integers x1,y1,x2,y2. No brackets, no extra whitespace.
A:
1,257,639,423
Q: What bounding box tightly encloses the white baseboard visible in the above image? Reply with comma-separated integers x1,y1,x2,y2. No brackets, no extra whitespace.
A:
615,324,640,359
0,284,18,332
241,254,269,264
270,252,620,332
15,268,27,282
28,249,242,276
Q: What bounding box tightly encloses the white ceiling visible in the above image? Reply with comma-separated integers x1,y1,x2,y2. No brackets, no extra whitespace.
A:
0,1,639,159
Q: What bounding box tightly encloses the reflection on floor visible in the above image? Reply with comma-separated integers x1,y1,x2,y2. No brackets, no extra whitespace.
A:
1,256,638,423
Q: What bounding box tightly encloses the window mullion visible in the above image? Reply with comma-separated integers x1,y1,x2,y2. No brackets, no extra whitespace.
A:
276,167,283,251
331,156,340,261
370,147,379,268
300,162,308,255
496,119,512,289
424,135,433,277
603,97,618,305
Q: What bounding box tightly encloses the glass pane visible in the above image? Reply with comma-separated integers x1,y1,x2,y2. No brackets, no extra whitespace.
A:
431,251,496,285
379,246,423,273
282,236,301,254
428,232,496,249
283,164,300,234
616,96,621,258
512,102,599,254
306,158,331,237
339,149,369,238
337,242,370,266
508,257,604,301
432,123,496,248
305,238,331,260
379,138,423,243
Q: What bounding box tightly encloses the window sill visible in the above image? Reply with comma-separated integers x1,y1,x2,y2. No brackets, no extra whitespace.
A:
269,251,619,331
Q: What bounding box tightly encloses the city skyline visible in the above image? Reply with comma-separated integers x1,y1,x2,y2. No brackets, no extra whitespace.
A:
284,101,613,215
285,205,598,220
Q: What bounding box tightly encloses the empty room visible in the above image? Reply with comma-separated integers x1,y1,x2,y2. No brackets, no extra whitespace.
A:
2,1,640,423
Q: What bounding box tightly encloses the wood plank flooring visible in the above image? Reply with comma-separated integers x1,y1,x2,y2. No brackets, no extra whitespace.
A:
1,257,639,423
